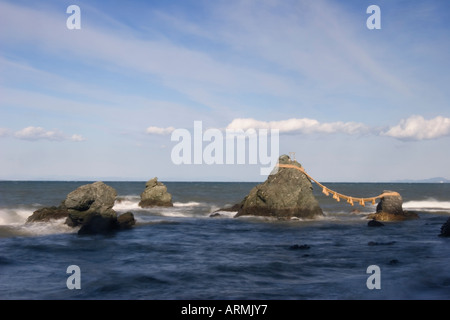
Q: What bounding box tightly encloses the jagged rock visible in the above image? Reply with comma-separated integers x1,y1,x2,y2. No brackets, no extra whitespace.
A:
439,217,450,237
139,177,173,208
26,203,69,222
367,190,419,221
234,155,323,219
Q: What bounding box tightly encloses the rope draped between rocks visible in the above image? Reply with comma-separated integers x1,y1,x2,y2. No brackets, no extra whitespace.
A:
277,164,399,207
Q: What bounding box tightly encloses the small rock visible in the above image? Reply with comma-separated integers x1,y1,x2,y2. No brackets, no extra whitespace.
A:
367,191,419,221
117,212,136,230
368,241,396,246
368,219,385,227
439,217,450,237
139,177,173,208
289,244,310,250
209,213,222,218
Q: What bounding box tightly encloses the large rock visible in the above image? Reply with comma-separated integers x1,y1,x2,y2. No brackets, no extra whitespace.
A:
65,181,117,227
439,217,450,237
27,181,136,234
234,155,323,219
367,190,419,221
139,177,173,208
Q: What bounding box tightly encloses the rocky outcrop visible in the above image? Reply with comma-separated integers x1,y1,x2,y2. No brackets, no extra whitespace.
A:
26,203,69,222
233,155,323,219
65,181,117,227
139,177,173,208
439,217,450,237
367,191,419,221
27,181,135,234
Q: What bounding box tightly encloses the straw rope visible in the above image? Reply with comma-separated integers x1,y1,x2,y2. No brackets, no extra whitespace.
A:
277,163,399,207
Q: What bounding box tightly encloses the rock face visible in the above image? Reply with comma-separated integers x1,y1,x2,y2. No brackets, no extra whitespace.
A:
27,181,135,234
234,155,323,219
65,181,117,227
439,217,450,237
367,190,419,221
139,177,173,208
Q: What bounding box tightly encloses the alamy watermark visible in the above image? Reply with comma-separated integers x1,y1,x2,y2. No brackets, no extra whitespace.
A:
366,265,381,289
170,121,280,175
66,265,81,289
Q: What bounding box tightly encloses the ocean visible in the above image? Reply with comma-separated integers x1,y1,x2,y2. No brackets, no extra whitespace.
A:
0,181,449,300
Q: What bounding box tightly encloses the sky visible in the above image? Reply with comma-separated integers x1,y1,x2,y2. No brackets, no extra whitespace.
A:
0,0,449,182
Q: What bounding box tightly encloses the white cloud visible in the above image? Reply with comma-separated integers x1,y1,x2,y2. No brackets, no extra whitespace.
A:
2,126,85,142
14,126,65,141
146,126,176,135
226,118,368,135
70,134,86,142
382,115,450,140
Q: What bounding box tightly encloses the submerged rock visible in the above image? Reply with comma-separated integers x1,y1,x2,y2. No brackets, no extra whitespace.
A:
139,177,173,208
439,217,450,237
367,190,419,221
368,219,384,227
289,244,311,250
234,155,323,219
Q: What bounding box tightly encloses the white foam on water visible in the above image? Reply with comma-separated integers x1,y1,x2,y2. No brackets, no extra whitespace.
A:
0,208,34,225
113,196,141,211
403,199,450,212
17,219,77,236
173,201,203,207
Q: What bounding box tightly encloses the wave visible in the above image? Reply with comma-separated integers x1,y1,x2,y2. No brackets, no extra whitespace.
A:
113,196,208,213
173,201,202,207
0,207,34,225
403,199,450,212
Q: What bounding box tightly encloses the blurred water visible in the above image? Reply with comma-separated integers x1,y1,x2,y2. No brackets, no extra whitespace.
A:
0,181,449,299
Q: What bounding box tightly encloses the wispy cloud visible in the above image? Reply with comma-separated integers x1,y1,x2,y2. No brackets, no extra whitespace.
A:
0,126,85,142
382,115,450,141
146,126,176,135
14,126,65,141
226,118,369,135
70,134,86,142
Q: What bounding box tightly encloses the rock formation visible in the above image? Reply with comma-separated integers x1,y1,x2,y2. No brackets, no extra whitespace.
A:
27,181,135,234
233,155,323,219
439,217,450,237
367,190,419,221
65,181,117,227
139,177,173,208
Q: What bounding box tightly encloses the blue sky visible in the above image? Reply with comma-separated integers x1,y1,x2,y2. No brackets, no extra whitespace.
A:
0,0,449,181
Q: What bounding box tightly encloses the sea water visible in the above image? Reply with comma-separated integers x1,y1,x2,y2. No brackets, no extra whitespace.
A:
0,181,449,299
